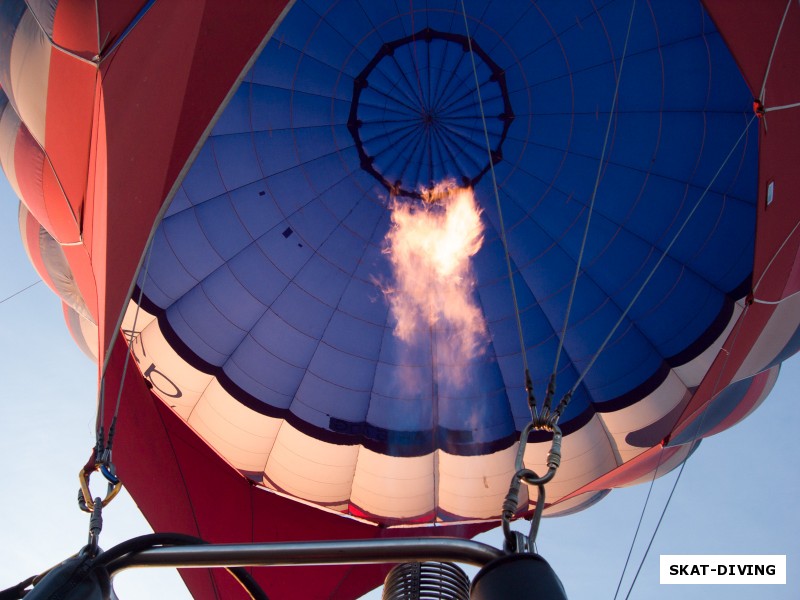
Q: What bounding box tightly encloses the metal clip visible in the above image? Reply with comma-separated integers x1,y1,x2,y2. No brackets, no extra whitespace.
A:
79,463,122,513
515,421,562,485
501,420,563,552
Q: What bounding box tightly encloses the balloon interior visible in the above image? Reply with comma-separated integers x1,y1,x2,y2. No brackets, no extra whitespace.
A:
1,0,799,598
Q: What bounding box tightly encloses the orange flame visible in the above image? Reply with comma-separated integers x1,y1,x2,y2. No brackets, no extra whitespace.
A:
381,181,487,388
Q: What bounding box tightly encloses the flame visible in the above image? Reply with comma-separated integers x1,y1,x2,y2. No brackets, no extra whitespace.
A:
381,180,488,388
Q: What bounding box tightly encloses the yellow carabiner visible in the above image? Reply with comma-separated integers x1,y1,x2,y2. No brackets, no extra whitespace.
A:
79,463,122,512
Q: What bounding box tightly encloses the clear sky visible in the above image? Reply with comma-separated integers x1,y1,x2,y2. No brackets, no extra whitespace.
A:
1,175,797,599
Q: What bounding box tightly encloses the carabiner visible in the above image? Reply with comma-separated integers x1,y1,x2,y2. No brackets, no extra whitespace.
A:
78,463,122,513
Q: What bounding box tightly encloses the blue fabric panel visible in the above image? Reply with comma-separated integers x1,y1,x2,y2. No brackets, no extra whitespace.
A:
27,0,56,37
668,376,753,446
271,282,334,340
193,194,254,261
139,227,198,309
210,134,262,192
226,243,289,307
224,180,285,240
305,342,377,397
0,0,26,98
211,84,251,136
180,144,226,206
136,0,759,457
293,369,371,427
166,284,248,366
322,310,384,360
224,336,301,407
164,185,191,218
767,325,800,370
249,308,317,369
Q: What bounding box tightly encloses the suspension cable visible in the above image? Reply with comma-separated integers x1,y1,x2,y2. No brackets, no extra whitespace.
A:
621,455,689,600
611,451,662,600
0,279,41,305
459,0,538,419
551,112,757,421
614,288,750,597
546,0,638,419
759,0,793,104
83,239,156,521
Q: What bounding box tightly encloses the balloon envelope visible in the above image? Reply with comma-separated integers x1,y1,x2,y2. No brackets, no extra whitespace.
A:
124,0,761,522
2,0,800,598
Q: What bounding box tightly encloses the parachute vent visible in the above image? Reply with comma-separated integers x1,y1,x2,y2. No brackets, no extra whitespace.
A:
381,561,470,600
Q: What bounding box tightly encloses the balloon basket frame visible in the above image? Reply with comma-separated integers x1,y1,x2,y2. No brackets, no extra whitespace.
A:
105,537,503,574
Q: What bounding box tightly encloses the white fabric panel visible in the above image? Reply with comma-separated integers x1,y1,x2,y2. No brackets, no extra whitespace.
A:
121,300,158,339
619,443,693,488
599,370,689,461
9,11,51,145
544,490,609,517
188,379,282,474
37,223,94,321
65,303,98,361
16,202,31,257
673,301,744,386
522,415,618,503
735,294,800,381
437,445,519,519
126,307,209,418
0,106,23,199
350,448,434,519
75,308,98,361
26,0,57,36
264,423,358,506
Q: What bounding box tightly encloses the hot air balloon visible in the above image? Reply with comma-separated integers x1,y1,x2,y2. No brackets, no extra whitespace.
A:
1,0,799,598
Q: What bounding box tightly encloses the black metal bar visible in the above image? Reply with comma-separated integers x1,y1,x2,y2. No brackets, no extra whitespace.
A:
107,537,504,574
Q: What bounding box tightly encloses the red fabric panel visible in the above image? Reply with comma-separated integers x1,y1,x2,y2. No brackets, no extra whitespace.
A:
96,1,151,53
752,109,800,298
44,50,96,236
556,445,685,501
702,0,790,95
658,1,800,441
41,153,81,241
13,120,82,244
674,301,776,438
704,1,800,296
83,76,105,264
105,338,219,598
52,0,99,58
94,0,290,365
103,333,493,599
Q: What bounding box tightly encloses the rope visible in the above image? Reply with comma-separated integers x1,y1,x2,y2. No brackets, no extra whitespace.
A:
95,0,157,60
22,0,97,66
765,101,800,113
546,0,638,418
552,112,757,418
0,280,41,305
614,288,751,598
97,241,155,457
621,456,688,599
611,453,661,600
753,289,800,305
459,0,537,418
759,0,793,103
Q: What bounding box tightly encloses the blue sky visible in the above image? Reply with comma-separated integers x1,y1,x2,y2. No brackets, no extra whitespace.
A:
0,176,797,599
